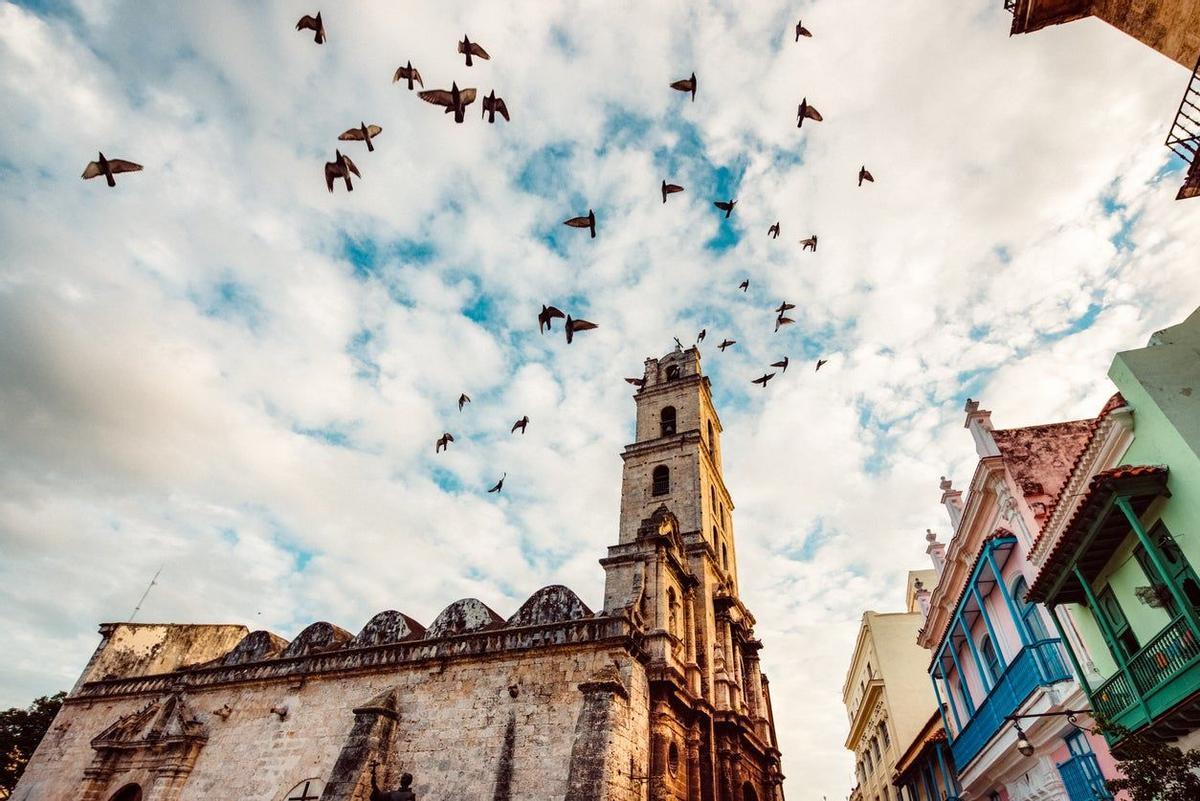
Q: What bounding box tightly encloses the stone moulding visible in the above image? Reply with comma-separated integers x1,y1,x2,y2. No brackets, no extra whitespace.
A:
69,614,639,702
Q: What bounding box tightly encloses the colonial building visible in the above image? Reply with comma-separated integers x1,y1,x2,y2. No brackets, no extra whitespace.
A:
11,346,784,801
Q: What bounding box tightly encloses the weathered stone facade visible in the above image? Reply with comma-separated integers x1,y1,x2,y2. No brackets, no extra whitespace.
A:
12,347,784,801
1010,0,1200,67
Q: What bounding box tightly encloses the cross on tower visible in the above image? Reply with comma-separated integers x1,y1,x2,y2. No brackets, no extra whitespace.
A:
288,781,320,801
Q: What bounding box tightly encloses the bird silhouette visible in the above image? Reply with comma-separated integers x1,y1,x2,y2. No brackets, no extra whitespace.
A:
670,72,697,102
565,315,598,344
697,329,706,342
816,359,828,371
488,473,506,493
775,314,795,332
81,153,142,187
482,91,510,123
458,393,471,411
800,235,818,252
324,150,360,192
795,19,812,40
772,357,790,373
338,122,382,152
436,433,454,453
859,166,875,186
776,301,796,314
538,304,565,333
418,82,477,123
768,222,781,239
458,35,490,66
563,209,596,238
752,373,776,388
738,279,750,292
661,180,685,203
295,12,325,44
718,339,736,351
625,377,646,387
714,199,736,218
393,61,423,90
797,98,823,128
511,416,529,434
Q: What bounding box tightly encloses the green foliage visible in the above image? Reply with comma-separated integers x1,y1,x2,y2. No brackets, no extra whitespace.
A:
1097,717,1200,801
0,692,66,797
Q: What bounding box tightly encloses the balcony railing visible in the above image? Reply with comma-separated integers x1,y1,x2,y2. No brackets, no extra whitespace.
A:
1166,53,1200,200
950,639,1071,769
1091,614,1200,724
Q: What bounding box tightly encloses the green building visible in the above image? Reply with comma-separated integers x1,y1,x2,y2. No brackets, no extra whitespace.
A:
1028,307,1200,751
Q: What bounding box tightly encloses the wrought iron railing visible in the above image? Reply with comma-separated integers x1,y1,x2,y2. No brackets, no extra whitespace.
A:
1090,614,1200,720
1165,53,1200,200
1092,671,1136,721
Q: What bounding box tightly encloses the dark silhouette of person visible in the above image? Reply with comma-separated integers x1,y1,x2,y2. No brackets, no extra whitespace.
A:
370,763,415,801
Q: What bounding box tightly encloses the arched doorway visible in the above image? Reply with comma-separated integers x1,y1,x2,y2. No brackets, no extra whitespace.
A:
108,784,142,801
742,781,758,801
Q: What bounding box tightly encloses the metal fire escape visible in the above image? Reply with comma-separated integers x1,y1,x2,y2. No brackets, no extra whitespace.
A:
1165,53,1200,200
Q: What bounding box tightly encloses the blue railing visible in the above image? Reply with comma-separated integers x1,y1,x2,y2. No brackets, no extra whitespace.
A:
949,639,1071,768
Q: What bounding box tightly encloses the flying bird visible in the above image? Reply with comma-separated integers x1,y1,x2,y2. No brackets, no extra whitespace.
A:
392,61,423,90
738,279,749,292
487,473,506,493
661,180,685,203
625,377,646,387
481,91,510,123
538,304,565,333
816,358,828,371
458,393,471,411
771,357,790,373
858,165,875,186
795,19,812,40
800,235,818,252
458,35,490,66
565,315,598,344
511,415,529,434
714,199,736,218
797,98,823,128
768,222,780,239
752,373,776,388
324,150,360,192
563,209,596,238
418,82,477,123
295,12,325,44
338,122,382,152
775,301,796,314
436,433,454,453
718,339,736,352
697,329,706,342
670,72,697,102
775,314,795,332
81,153,143,187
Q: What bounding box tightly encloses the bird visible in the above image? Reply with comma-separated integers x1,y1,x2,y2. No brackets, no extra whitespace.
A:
81,153,142,187
775,301,796,314
295,12,325,44
458,35,490,66
718,339,736,351
488,473,506,493
324,150,360,192
565,315,598,344
797,98,823,128
768,222,780,239
563,209,596,238
338,122,382,152
418,82,477,124
771,357,790,373
436,433,454,453
458,393,471,411
511,415,529,434
661,180,685,203
752,373,776,388
795,19,812,40
800,235,818,252
714,199,736,218
858,165,875,186
538,304,565,333
670,72,697,102
816,358,828,371
775,314,795,332
393,61,423,90
482,91,509,123
625,377,645,387
738,279,750,292
697,329,706,343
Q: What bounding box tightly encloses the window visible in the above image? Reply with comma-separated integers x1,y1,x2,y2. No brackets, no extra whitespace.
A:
652,465,670,496
980,634,1002,684
1013,576,1050,642
711,486,717,512
720,502,726,529
666,365,680,380
1097,587,1140,659
108,786,142,801
661,406,677,437
743,782,759,801
722,542,729,570
955,675,975,716
668,740,681,775
1133,522,1200,614
1059,730,1112,800
880,721,891,750
707,420,715,458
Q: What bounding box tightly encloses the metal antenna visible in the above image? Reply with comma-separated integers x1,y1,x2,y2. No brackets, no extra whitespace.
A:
128,565,163,622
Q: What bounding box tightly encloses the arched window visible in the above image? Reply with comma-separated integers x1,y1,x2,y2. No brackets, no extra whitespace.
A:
652,465,670,496
743,782,759,801
1012,576,1049,643
720,503,726,528
880,720,891,750
108,786,142,801
956,675,975,716
707,420,715,458
711,486,717,512
661,406,677,437
668,741,681,775
980,634,1002,684
722,542,729,570
666,365,680,380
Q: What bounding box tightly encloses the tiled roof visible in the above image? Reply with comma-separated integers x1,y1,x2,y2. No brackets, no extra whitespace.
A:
993,419,1095,519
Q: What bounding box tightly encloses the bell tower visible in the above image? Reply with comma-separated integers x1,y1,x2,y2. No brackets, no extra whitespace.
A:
601,345,784,801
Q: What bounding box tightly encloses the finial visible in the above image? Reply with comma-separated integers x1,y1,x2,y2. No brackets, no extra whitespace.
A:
964,398,979,413
940,476,953,492
925,528,937,543
913,577,924,590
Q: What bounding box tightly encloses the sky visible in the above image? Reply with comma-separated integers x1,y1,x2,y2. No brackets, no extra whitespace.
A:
0,0,1197,797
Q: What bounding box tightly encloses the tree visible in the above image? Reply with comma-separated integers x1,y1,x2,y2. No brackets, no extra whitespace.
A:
0,692,66,798
1099,718,1200,801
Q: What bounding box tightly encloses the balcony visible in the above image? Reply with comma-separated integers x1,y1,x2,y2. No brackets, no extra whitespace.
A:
1091,614,1200,733
1166,53,1200,200
950,639,1070,768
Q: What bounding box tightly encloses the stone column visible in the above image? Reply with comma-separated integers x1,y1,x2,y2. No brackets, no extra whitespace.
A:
686,725,703,801
319,689,401,801
565,668,630,801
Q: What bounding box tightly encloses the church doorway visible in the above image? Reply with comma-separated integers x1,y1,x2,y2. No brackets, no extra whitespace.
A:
107,784,142,801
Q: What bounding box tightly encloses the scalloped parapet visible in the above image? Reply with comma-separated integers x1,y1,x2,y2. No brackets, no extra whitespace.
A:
425,599,504,639
280,622,352,659
507,585,593,628
351,611,426,648
221,630,290,666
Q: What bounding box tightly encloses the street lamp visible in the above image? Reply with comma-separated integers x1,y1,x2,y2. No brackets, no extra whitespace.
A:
1013,722,1035,757
1004,709,1093,758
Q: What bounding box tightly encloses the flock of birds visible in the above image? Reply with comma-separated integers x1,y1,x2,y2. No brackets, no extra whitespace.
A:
78,11,861,495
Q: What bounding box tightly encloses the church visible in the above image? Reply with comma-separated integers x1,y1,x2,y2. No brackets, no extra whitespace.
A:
12,347,786,801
